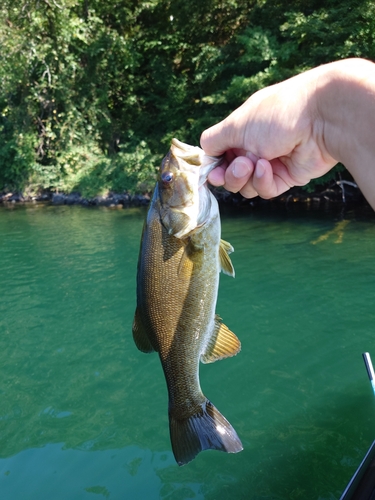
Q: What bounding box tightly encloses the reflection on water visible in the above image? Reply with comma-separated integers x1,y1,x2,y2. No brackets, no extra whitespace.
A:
0,444,203,500
311,219,351,245
1,203,375,499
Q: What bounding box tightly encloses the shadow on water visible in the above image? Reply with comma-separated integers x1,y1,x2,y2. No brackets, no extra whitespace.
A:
234,394,375,500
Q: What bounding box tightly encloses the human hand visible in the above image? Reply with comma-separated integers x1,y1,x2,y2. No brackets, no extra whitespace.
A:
200,66,340,199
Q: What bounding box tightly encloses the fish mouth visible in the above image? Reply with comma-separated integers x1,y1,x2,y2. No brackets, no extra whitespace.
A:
198,156,224,186
170,138,223,184
158,138,222,239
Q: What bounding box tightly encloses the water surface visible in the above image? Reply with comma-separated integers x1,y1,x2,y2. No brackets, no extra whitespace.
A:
1,203,375,499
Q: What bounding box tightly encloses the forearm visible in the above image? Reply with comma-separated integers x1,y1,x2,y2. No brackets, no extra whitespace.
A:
315,59,375,208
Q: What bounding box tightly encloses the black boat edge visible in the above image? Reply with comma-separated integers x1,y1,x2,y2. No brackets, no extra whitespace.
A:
340,440,375,500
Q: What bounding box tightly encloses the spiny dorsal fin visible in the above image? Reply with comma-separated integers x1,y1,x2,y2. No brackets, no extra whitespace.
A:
201,315,241,364
219,239,235,277
132,307,155,353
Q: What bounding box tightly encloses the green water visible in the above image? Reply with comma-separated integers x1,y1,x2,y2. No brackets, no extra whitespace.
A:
1,203,375,500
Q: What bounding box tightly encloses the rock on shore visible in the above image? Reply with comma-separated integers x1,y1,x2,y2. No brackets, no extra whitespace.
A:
0,191,151,207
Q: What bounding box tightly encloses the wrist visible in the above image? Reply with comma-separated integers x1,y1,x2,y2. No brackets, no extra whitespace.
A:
314,59,375,207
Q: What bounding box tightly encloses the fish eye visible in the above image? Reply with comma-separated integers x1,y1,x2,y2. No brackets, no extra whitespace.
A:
161,171,174,184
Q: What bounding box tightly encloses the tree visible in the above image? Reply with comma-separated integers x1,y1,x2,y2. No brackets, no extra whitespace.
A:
0,0,374,195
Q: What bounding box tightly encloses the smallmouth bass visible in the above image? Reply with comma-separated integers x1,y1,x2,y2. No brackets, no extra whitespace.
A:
132,138,243,465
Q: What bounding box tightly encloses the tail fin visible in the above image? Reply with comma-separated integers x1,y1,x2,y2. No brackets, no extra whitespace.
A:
169,399,243,466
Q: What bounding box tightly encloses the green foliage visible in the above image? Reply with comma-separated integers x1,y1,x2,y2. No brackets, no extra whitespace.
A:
0,0,374,195
68,139,159,198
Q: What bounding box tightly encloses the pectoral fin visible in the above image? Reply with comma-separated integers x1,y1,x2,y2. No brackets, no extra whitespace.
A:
201,315,241,363
178,236,205,279
132,307,155,353
177,245,195,279
219,239,235,277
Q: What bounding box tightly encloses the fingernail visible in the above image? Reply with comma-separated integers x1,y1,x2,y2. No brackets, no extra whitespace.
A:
232,159,250,179
255,159,266,178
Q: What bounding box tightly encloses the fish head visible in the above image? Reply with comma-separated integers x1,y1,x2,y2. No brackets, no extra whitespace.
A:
157,138,223,238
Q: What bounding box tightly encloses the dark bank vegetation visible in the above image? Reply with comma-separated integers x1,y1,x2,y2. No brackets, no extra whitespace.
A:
1,0,375,199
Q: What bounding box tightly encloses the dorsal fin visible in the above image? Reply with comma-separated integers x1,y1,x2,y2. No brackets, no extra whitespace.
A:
219,239,235,277
132,307,155,353
201,315,241,364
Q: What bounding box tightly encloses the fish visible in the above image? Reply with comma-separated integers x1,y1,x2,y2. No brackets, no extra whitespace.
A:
132,138,243,466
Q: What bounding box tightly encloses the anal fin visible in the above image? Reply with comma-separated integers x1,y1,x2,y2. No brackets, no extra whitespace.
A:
201,315,241,364
132,307,155,353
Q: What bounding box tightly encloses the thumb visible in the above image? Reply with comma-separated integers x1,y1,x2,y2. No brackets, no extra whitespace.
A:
201,100,252,156
200,122,228,156
200,119,235,156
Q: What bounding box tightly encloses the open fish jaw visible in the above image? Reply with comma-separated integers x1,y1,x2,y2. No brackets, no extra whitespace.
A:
159,138,223,239
170,138,223,186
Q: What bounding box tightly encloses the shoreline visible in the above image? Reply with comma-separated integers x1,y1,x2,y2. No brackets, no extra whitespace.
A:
0,181,370,212
0,191,151,208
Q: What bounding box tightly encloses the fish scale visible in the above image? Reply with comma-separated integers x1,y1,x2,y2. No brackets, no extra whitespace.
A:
132,138,243,465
